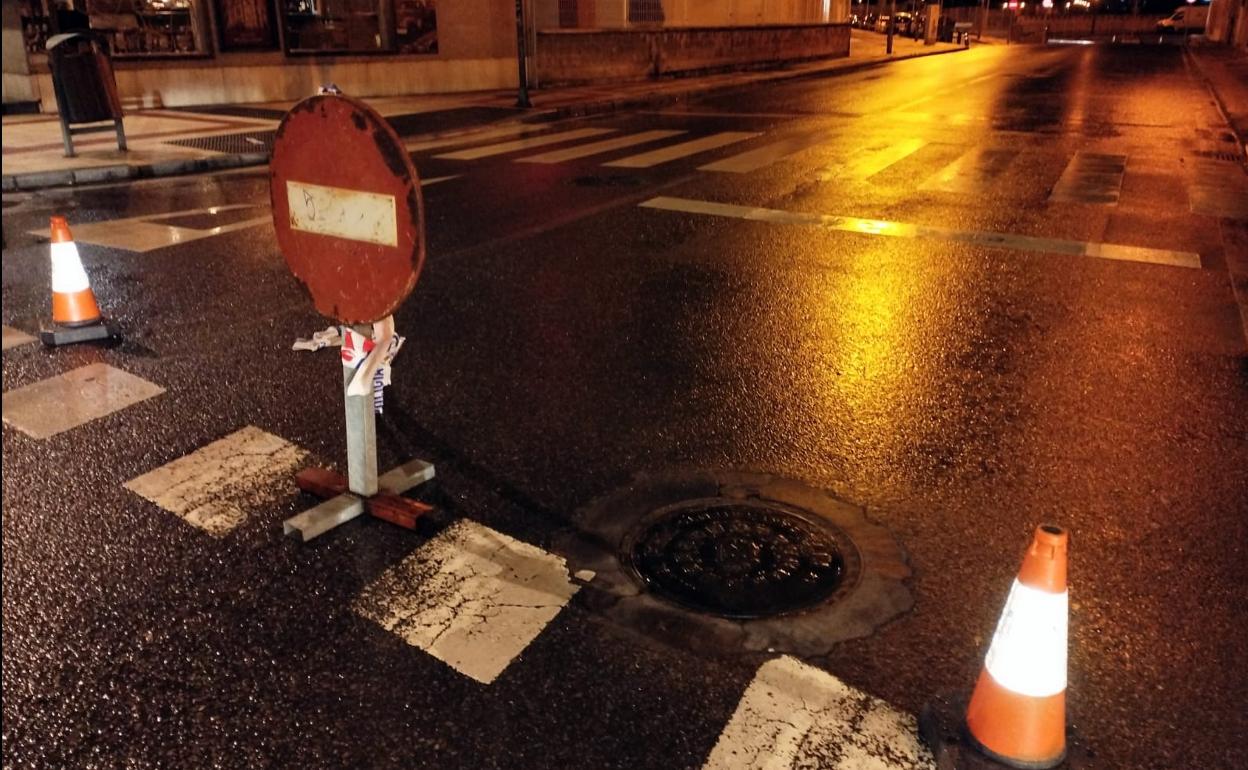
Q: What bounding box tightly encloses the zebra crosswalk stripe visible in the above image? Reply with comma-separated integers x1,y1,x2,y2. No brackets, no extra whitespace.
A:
921,147,1016,193
517,130,687,164
352,519,582,685
405,123,542,153
699,130,829,174
604,131,761,168
1049,152,1127,205
435,128,617,160
827,138,927,180
124,426,309,537
703,656,935,770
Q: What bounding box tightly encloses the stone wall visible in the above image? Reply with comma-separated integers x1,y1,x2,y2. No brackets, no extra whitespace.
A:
536,23,850,85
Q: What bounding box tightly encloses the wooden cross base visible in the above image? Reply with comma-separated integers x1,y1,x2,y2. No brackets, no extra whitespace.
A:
295,467,433,530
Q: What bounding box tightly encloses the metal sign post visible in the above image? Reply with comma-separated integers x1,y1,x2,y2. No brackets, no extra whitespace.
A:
514,0,532,108
269,92,437,542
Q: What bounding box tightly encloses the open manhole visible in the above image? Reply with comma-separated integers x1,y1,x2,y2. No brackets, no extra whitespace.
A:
558,470,914,657
624,498,859,619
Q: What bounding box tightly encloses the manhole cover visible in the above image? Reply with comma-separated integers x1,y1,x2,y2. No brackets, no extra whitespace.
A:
558,470,914,657
625,499,859,619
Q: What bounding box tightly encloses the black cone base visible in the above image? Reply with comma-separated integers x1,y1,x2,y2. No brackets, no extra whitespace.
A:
40,319,120,347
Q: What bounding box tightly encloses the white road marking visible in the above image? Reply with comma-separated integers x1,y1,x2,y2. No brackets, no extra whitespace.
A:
1049,152,1127,205
420,175,459,187
2,363,165,439
639,196,1202,269
435,128,617,160
353,519,580,684
404,123,545,153
1187,158,1248,220
703,656,935,770
921,147,1016,193
517,130,686,163
699,131,829,173
824,138,927,180
604,131,761,168
27,204,269,253
2,326,36,350
124,426,309,537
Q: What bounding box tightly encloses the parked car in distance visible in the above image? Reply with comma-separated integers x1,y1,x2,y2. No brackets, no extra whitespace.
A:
1156,5,1209,33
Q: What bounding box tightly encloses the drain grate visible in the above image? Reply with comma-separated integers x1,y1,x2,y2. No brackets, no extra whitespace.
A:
625,498,859,619
1196,149,1245,163
166,130,276,154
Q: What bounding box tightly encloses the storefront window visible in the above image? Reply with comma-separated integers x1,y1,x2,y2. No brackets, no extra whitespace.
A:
83,0,207,56
283,0,383,53
214,0,278,49
18,0,52,52
393,0,435,54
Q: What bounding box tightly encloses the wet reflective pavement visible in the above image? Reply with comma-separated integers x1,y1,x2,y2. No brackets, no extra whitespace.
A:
3,43,1247,769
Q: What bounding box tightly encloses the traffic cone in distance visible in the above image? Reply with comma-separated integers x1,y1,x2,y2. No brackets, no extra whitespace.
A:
965,525,1069,769
40,216,118,346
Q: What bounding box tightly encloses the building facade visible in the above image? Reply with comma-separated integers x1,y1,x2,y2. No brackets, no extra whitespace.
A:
2,0,852,112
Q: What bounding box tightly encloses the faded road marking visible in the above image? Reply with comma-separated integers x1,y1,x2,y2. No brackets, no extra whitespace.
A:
2,326,36,350
704,656,935,770
27,204,269,253
825,137,927,180
1188,158,1248,220
125,426,308,537
435,128,616,160
605,131,761,168
353,519,580,684
517,130,686,164
640,196,1202,269
1049,152,1127,205
699,131,828,174
921,147,1016,193
2,363,165,439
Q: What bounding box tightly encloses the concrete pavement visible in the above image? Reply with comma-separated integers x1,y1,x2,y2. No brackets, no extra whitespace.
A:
2,31,965,192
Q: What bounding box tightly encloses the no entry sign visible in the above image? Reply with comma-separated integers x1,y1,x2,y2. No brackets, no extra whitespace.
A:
270,94,425,324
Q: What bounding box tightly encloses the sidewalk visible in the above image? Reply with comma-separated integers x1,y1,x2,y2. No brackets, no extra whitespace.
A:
1186,40,1248,156
2,30,966,192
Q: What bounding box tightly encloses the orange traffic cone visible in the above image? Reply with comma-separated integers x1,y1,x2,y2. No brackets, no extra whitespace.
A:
964,525,1069,768
40,216,118,346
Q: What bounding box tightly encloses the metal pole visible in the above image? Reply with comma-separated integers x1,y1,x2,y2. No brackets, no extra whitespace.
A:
978,0,988,41
887,0,896,53
514,0,532,109
344,327,378,497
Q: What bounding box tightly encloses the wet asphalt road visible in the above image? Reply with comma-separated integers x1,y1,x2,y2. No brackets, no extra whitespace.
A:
4,42,1248,769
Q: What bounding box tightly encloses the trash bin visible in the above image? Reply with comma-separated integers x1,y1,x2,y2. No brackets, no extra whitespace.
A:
46,32,127,158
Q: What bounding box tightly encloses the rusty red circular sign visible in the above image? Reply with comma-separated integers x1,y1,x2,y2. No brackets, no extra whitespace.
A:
270,93,425,324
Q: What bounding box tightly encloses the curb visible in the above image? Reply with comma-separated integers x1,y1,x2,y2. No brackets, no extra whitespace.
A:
2,151,269,192
1184,46,1248,348
2,44,969,193
1184,46,1248,158
544,44,971,119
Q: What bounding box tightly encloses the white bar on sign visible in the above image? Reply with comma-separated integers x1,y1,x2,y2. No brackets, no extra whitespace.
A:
287,181,398,247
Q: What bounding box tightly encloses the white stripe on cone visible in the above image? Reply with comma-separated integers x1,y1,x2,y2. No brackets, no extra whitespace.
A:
983,579,1068,698
50,241,91,294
